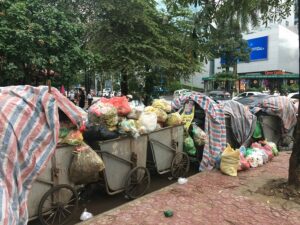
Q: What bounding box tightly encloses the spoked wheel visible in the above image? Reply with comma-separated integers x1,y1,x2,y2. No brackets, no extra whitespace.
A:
125,166,150,199
38,184,78,225
171,152,190,178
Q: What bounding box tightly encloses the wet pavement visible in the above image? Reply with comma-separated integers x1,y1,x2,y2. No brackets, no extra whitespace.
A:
77,151,300,225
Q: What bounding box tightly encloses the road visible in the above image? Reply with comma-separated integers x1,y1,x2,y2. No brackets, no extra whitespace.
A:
28,166,199,225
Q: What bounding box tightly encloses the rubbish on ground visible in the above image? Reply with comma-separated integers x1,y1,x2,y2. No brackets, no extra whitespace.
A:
164,210,174,217
80,208,93,221
178,177,188,184
220,144,240,176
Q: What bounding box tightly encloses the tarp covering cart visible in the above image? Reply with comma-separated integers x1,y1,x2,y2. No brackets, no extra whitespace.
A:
0,86,85,225
220,100,257,148
237,95,297,149
172,93,227,171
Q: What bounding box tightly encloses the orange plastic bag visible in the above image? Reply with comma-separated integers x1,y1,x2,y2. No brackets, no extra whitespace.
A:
101,96,131,116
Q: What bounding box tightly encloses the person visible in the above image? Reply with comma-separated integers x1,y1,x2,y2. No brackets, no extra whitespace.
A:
78,89,86,108
69,90,76,104
87,91,93,108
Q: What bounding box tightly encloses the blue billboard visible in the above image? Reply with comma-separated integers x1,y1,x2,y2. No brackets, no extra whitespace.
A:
248,36,268,61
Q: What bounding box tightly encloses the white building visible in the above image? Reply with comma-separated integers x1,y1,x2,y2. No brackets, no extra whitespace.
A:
184,24,299,92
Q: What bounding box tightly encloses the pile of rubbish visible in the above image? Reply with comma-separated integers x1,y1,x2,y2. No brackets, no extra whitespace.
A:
83,96,183,140
220,141,279,177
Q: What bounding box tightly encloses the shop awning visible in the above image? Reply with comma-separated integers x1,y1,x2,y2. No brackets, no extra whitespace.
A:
239,73,299,79
203,73,299,81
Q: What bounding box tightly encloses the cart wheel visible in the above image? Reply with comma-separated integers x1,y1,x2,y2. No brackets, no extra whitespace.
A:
125,166,150,199
38,184,78,225
171,152,190,178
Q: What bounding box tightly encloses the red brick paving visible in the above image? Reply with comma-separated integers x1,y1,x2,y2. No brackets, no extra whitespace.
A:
78,152,300,225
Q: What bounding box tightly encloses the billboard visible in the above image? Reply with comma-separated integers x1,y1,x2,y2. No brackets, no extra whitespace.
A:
220,35,268,65
248,36,268,61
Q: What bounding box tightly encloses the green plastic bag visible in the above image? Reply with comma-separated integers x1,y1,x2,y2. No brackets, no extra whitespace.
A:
253,121,263,139
245,148,254,157
184,136,196,156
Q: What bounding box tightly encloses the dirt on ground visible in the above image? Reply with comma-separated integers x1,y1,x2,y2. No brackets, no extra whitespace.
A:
236,175,300,211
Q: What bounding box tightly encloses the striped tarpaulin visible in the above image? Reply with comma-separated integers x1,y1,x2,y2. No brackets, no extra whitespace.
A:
237,95,297,133
220,100,257,147
172,93,227,171
0,85,85,225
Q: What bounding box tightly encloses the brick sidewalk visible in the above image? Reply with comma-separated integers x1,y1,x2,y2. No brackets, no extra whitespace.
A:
78,152,300,225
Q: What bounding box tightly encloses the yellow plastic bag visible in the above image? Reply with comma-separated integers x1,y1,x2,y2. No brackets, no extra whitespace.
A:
220,144,240,176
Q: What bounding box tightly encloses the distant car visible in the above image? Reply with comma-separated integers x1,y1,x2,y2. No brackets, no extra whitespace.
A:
173,89,191,98
232,91,263,101
208,91,231,103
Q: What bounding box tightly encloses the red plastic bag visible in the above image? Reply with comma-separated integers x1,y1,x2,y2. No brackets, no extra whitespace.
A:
238,153,250,171
101,96,131,116
261,144,274,161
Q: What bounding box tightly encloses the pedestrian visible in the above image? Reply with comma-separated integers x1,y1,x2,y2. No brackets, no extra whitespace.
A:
87,91,93,108
78,89,86,108
69,90,76,104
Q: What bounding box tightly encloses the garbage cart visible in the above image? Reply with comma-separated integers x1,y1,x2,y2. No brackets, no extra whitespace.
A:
147,125,190,178
92,135,150,199
27,145,79,225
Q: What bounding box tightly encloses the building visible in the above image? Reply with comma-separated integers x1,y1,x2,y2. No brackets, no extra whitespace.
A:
186,24,299,93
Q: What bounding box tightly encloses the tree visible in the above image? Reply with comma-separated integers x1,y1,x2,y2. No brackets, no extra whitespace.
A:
0,0,89,86
167,0,299,187
86,0,201,95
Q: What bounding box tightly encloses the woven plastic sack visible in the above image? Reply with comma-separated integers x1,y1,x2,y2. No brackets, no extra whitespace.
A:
100,96,131,116
69,142,105,184
152,99,172,113
220,144,240,176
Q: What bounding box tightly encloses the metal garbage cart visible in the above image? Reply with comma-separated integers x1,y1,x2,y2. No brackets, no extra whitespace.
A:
258,114,295,150
147,125,190,178
28,144,79,225
91,134,150,199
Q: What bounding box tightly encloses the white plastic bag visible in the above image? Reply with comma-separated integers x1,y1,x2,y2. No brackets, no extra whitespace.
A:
80,208,93,221
138,112,157,133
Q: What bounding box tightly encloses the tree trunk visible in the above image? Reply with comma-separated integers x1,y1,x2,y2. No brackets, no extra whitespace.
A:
120,70,128,96
288,99,300,186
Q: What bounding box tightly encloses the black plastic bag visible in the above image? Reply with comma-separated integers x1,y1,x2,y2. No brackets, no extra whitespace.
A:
83,125,119,142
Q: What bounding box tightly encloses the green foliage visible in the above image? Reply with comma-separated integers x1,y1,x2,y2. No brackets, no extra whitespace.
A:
0,0,91,86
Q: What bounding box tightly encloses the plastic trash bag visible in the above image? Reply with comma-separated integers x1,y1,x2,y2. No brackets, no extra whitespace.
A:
88,102,118,130
127,107,143,120
69,142,105,184
80,208,93,221
246,151,263,168
184,136,196,156
152,99,172,113
166,112,182,126
138,112,157,133
100,96,131,116
238,153,250,171
119,119,140,138
83,125,119,142
192,123,207,146
220,144,240,176
62,130,83,146
144,106,167,123
253,121,263,139
266,141,279,156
